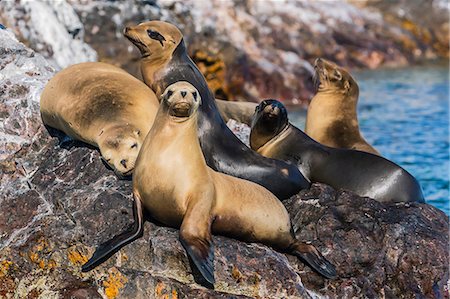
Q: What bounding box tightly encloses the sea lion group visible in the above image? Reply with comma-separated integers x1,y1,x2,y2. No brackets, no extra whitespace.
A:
40,20,424,284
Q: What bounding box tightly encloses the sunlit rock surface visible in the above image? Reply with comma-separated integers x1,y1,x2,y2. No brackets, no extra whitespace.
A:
0,25,448,299
0,0,97,69
2,0,446,105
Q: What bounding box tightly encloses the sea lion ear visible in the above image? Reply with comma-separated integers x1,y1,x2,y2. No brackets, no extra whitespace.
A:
332,69,342,81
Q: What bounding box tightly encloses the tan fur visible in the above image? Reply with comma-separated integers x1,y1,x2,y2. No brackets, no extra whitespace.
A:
133,82,294,250
305,58,380,155
124,21,183,95
215,99,257,125
125,21,257,126
40,62,159,176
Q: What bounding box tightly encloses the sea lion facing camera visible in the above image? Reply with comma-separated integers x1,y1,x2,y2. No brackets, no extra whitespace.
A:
123,20,309,200
305,58,380,155
251,100,424,203
40,62,159,176
81,82,337,283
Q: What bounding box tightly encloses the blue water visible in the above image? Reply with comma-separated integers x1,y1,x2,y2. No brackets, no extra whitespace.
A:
289,64,449,215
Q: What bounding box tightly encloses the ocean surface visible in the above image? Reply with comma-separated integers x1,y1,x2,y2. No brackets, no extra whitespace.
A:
288,63,449,215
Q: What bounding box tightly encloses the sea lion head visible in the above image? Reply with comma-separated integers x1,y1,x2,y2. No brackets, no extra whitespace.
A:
250,99,289,150
98,125,142,177
124,21,182,60
161,81,201,122
313,58,358,96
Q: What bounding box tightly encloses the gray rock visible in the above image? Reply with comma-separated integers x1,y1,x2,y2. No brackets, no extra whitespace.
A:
0,29,448,299
0,0,97,69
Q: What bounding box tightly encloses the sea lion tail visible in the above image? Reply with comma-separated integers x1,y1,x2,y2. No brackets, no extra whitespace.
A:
180,236,215,285
81,196,144,272
291,241,337,279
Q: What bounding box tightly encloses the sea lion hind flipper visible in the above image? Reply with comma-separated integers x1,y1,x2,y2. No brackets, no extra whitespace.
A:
81,196,144,272
292,242,337,279
180,236,215,285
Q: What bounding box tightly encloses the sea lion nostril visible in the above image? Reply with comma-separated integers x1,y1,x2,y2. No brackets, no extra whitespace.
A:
181,91,187,98
121,159,127,168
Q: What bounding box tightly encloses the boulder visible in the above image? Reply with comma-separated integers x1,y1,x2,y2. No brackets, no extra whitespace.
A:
0,29,448,299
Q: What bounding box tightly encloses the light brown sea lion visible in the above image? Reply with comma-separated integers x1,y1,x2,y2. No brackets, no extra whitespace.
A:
250,99,424,204
40,62,159,176
216,99,257,125
122,20,309,200
305,58,380,155
81,82,337,284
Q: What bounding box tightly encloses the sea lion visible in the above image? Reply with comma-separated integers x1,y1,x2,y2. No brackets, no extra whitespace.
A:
122,20,309,200
40,62,159,176
305,58,380,155
250,100,425,203
81,82,337,283
216,99,257,125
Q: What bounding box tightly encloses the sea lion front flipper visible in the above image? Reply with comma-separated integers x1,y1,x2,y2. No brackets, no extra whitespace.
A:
179,198,215,284
81,195,144,272
292,242,337,279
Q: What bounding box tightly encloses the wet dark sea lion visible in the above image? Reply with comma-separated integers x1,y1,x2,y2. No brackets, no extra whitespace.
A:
81,82,337,284
251,100,424,203
306,58,380,155
40,62,159,176
123,20,309,200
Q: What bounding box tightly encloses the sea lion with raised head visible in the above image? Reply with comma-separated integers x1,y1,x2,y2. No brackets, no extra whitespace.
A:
40,62,159,176
122,20,309,199
306,58,380,155
81,82,337,283
251,99,424,203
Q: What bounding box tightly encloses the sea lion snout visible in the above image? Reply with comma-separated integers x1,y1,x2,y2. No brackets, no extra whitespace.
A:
162,82,201,118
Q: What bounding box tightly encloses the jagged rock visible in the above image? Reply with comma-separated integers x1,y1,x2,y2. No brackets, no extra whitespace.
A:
68,0,448,105
0,0,97,69
0,28,448,299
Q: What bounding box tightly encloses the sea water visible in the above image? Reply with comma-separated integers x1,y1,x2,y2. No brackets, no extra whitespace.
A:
289,63,449,215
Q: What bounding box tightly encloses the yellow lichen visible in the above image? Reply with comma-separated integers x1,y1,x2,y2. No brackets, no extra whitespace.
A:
103,268,128,299
155,281,178,299
67,247,88,266
0,260,13,277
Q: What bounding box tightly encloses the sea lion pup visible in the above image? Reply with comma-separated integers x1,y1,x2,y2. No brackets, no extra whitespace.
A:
215,99,257,125
305,58,380,155
251,100,425,203
122,20,309,200
81,82,337,283
40,62,159,176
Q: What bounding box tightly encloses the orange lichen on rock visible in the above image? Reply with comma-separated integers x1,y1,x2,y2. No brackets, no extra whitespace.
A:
0,260,13,277
103,267,128,299
155,281,178,299
67,247,89,266
231,265,243,283
27,238,57,270
192,50,229,100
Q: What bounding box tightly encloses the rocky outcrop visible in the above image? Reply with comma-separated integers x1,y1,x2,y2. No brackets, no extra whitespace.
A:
0,0,97,69
1,29,448,299
68,0,448,105
3,0,447,105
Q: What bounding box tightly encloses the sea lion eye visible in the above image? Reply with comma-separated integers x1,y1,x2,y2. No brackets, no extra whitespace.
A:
147,29,166,46
166,90,173,98
131,143,138,149
192,91,197,101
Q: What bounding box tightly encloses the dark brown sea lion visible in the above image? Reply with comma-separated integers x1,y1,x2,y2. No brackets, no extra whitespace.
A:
81,82,337,284
306,58,380,155
40,62,159,176
251,99,425,203
122,20,309,199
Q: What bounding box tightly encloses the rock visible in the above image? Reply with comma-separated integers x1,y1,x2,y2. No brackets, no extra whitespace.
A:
1,28,448,299
68,0,448,105
0,0,97,69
